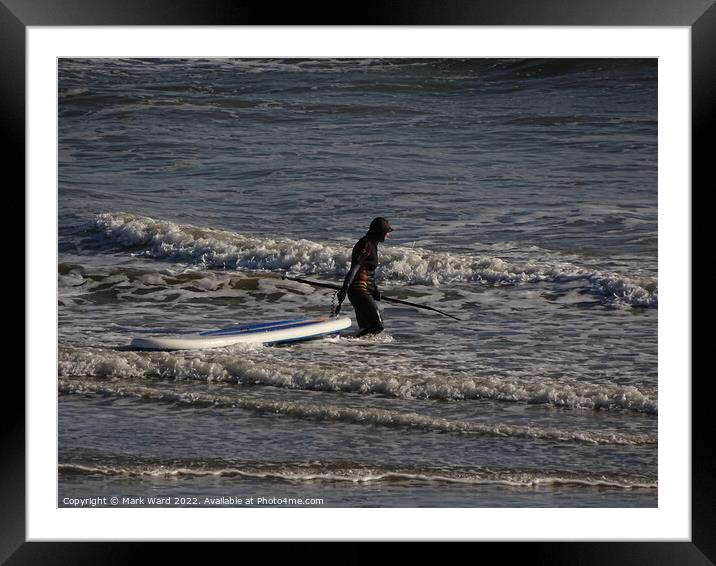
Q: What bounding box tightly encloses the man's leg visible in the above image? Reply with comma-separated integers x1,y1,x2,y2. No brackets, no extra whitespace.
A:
349,291,384,335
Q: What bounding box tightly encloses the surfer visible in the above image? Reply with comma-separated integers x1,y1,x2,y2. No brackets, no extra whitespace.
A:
336,217,393,336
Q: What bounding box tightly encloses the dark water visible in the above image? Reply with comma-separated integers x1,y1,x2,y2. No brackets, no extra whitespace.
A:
58,58,657,508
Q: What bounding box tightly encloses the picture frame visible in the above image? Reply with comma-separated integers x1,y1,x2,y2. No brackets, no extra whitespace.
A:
9,0,708,561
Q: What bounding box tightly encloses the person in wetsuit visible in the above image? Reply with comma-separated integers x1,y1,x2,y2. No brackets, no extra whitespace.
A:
336,217,393,336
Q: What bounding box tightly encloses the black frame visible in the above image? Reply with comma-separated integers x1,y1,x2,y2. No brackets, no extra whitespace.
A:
8,0,710,562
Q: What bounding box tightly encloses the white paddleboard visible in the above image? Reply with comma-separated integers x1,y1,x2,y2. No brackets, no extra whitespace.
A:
130,316,352,351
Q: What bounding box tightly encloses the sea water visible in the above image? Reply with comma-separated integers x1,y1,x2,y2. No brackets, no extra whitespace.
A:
58,58,657,508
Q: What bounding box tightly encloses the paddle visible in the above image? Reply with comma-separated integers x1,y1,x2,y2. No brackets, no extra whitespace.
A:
281,274,463,321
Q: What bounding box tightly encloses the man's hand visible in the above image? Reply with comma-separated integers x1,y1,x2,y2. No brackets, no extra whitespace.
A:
372,288,381,301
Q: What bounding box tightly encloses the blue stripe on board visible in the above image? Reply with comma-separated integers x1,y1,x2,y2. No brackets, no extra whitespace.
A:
200,317,326,337
270,330,345,345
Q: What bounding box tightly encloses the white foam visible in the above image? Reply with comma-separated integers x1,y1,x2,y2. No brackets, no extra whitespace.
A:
58,378,655,445
57,459,657,490
92,212,658,307
58,347,658,415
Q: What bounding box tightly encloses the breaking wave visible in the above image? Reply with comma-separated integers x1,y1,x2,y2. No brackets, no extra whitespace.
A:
58,347,658,415
90,212,657,307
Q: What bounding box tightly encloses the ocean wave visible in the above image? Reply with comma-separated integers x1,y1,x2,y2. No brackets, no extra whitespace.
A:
58,347,658,415
58,456,657,489
90,212,657,308
59,378,654,446
57,263,300,307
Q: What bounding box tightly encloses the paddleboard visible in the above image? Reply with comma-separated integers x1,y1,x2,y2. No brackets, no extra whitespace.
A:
130,316,352,351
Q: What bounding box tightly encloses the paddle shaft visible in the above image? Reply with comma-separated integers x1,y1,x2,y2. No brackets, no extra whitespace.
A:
281,275,462,321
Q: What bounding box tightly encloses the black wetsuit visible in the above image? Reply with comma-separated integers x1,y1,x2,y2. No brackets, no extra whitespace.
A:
345,236,383,334
340,218,392,335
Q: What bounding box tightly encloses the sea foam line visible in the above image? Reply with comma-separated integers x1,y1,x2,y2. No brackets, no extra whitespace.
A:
58,378,656,446
58,460,657,489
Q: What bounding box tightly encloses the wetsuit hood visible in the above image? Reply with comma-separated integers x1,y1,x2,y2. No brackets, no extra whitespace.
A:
367,217,393,243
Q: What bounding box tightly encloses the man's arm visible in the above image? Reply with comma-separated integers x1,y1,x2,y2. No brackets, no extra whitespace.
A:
341,261,362,291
